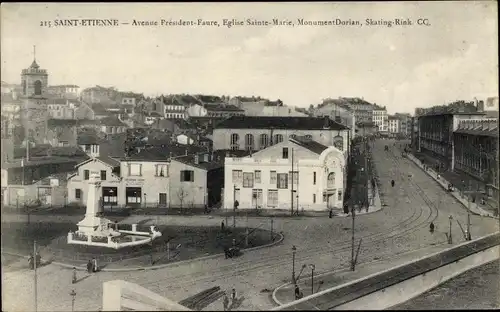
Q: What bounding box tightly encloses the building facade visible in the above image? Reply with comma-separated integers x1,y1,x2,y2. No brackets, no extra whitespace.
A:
223,137,346,211
453,118,499,200
311,100,356,139
388,116,400,134
372,107,388,133
46,85,80,99
417,111,486,171
213,116,351,155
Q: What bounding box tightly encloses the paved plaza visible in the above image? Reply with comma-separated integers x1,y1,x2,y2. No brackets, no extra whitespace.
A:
2,140,498,311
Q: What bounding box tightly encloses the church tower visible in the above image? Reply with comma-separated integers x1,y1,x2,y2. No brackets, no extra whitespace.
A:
20,46,49,146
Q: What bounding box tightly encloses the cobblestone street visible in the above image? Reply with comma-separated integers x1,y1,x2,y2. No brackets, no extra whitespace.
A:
2,140,498,311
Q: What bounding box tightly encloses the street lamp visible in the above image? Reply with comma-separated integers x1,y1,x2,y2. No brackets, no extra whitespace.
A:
291,245,297,284
448,215,453,244
309,264,316,295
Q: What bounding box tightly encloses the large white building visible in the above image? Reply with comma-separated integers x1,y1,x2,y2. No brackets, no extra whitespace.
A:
372,107,388,133
213,116,351,155
387,116,400,134
223,136,347,212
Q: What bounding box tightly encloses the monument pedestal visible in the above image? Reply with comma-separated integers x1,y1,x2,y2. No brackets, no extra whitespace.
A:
77,215,113,236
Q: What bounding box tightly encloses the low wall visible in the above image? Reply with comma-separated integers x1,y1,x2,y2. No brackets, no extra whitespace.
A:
335,245,499,310
272,232,500,311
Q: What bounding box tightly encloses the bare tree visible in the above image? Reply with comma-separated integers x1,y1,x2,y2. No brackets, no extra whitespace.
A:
177,187,189,214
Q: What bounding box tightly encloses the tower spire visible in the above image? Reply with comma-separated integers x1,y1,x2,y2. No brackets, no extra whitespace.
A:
33,45,36,61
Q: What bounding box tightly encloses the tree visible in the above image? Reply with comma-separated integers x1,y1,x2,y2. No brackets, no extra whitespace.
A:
177,187,189,214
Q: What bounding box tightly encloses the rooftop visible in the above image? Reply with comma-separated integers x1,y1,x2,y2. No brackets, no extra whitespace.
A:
290,137,329,155
173,153,223,171
118,143,207,161
215,116,349,130
3,155,87,169
204,104,244,112
100,116,127,127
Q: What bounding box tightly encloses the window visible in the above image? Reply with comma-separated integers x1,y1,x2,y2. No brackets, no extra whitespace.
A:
243,172,254,188
34,80,42,95
75,189,82,199
128,163,142,176
100,170,107,181
232,170,243,183
155,164,169,177
288,171,298,185
268,190,278,207
254,170,261,183
126,187,142,204
327,172,336,188
282,147,289,159
259,134,269,148
252,189,263,208
245,134,254,151
270,171,277,184
274,134,284,144
338,190,342,201
313,172,317,185
313,194,316,203
277,173,288,189
84,170,89,180
180,170,194,182
230,133,239,150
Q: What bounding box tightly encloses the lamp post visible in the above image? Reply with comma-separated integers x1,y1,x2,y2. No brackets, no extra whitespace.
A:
448,215,453,244
309,264,316,295
291,245,297,285
109,189,114,213
144,193,147,209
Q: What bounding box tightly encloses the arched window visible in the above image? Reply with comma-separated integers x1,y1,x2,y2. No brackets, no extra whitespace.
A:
34,80,42,95
230,133,239,150
245,134,254,151
259,134,269,149
327,172,336,188
274,134,283,144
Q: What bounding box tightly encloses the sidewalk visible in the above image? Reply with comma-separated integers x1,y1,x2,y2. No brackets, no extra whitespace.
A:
406,153,498,219
272,243,450,305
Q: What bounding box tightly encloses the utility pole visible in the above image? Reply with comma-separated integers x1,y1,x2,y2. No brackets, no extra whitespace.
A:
467,180,471,240
34,240,38,312
233,184,236,228
350,197,356,271
291,147,294,216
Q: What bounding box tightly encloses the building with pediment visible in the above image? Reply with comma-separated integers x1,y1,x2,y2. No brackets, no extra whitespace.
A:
223,136,347,212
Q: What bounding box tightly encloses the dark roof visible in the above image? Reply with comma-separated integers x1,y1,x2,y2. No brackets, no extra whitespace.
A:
290,137,329,154
48,119,78,128
196,95,223,104
96,156,121,167
173,154,223,171
215,116,349,130
100,116,127,127
14,145,87,159
205,104,244,112
118,144,206,161
3,156,87,169
77,132,103,145
454,127,498,138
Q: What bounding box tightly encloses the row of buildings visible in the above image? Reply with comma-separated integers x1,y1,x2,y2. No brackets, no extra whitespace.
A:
411,98,499,205
2,114,351,212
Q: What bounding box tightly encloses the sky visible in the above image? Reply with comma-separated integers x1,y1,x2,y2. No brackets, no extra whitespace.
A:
1,2,498,114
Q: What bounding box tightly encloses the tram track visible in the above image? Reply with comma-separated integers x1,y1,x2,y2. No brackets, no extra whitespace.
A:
131,141,442,291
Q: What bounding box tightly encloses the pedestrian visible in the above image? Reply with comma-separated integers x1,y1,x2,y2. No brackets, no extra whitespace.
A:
231,288,236,301
222,294,229,311
429,222,435,233
35,252,41,267
391,180,395,188
72,267,77,284
437,174,440,180
92,257,98,273
329,209,333,219
221,220,225,231
28,254,34,270
295,284,300,300
224,246,229,259
480,198,486,205
87,260,93,273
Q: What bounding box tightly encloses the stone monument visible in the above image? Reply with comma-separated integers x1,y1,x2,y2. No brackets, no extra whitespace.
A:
76,172,117,237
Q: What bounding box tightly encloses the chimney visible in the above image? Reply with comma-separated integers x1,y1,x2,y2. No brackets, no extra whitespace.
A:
194,154,199,165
